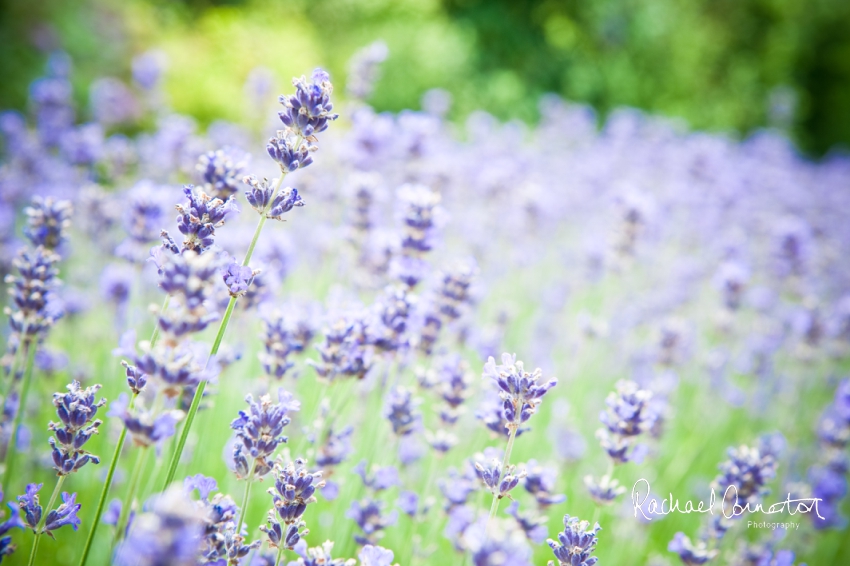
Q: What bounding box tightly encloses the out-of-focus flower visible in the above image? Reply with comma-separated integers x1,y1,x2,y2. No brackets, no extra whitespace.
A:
346,41,389,101
667,532,717,565
24,196,72,250
114,487,204,566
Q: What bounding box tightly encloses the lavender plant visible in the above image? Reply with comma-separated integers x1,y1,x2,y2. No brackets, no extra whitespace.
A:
0,39,848,566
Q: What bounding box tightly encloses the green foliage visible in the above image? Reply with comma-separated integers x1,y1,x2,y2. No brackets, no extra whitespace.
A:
0,0,848,150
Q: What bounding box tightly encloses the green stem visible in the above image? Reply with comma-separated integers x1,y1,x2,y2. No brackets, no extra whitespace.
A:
2,338,37,494
113,447,147,546
77,293,169,566
161,200,275,490
486,423,519,526
77,414,130,566
274,544,285,566
235,468,254,538
28,475,66,566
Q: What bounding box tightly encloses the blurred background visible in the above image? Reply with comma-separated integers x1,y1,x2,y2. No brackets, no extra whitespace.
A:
1,0,849,156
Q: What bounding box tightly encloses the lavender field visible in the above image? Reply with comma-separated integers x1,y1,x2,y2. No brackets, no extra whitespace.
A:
0,43,849,566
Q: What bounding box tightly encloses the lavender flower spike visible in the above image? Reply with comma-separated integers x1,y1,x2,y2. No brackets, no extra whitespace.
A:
278,68,339,138
17,483,42,532
244,175,305,220
231,389,297,479
261,458,324,551
43,492,81,536
547,514,601,566
222,259,260,298
48,380,107,475
596,380,655,464
667,532,718,565
483,353,558,427
172,185,237,254
196,147,247,200
24,196,73,250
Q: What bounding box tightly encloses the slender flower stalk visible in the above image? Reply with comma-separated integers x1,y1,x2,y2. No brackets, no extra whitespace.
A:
479,354,556,529
26,477,65,566
487,424,519,523
163,68,336,489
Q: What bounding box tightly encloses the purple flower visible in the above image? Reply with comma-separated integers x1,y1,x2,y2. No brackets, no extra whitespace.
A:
48,380,107,475
435,259,477,322
464,517,532,565
261,459,323,552
184,474,218,501
231,390,296,478
397,491,419,517
472,449,525,500
346,498,397,545
548,514,601,566
196,148,248,199
90,77,139,126
596,380,656,464
24,196,73,250
0,488,25,560
132,50,166,91
259,307,316,380
389,184,442,290
43,492,81,535
370,285,413,354
522,460,566,508
354,460,400,492
17,483,42,531
151,249,221,339
267,131,314,173
6,245,64,340
483,353,557,426
310,314,373,381
383,386,421,437
584,474,626,506
185,475,260,563
286,540,348,565
171,185,237,254
435,355,474,425
668,532,717,565
103,499,122,525
316,425,354,467
476,392,530,438
222,260,258,297
358,544,395,566
114,487,204,566
346,41,389,101
713,444,777,508
438,467,477,510
278,68,338,138
122,340,214,398
713,261,749,311
99,264,134,307
505,501,548,544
